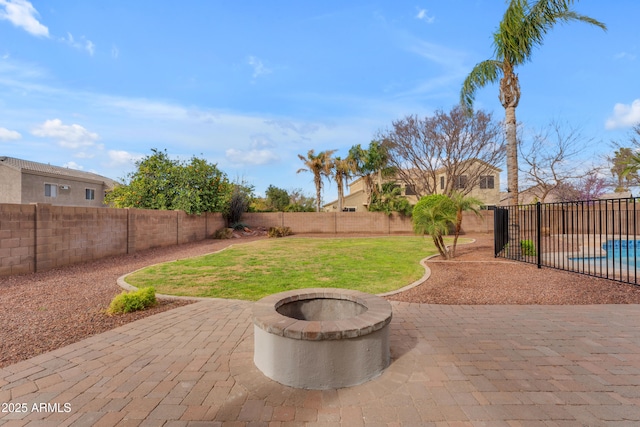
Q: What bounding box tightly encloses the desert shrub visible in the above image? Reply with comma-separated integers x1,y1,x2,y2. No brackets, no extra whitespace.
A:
107,286,157,315
520,239,537,256
268,226,292,238
213,228,233,239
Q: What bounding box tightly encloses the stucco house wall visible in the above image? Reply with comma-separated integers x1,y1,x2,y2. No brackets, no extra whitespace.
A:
0,157,115,207
0,164,21,204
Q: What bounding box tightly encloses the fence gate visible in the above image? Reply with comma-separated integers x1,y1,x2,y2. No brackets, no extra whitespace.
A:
493,206,509,257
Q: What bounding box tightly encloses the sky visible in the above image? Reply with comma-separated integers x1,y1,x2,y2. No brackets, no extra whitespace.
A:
0,0,639,204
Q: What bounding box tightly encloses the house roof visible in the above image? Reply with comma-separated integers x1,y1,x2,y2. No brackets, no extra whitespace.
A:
0,156,117,187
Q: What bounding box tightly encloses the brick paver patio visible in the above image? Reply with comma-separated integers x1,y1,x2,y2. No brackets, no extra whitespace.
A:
1,299,640,426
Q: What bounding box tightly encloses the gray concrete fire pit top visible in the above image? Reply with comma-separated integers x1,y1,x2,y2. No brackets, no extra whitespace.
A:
252,288,392,341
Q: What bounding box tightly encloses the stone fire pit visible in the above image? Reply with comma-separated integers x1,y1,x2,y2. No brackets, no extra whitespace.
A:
252,288,392,389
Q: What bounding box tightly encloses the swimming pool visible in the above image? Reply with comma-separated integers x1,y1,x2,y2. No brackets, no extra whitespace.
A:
569,239,640,272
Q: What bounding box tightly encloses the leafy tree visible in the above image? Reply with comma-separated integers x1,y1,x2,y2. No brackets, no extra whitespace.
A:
368,183,413,217
412,195,457,260
461,0,605,206
379,106,503,197
265,185,291,211
348,141,394,207
105,149,230,214
448,191,484,257
460,0,605,257
286,189,316,212
610,146,640,192
297,149,336,212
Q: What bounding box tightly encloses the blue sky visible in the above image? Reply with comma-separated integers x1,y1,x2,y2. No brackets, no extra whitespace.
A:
0,1,638,203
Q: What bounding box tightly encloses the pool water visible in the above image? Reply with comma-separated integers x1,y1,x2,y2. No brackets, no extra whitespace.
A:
569,240,640,270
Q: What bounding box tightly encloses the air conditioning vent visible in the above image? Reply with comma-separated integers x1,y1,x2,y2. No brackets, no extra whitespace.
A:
60,185,70,190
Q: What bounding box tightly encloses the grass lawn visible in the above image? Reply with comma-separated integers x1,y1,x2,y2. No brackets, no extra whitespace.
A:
126,236,453,300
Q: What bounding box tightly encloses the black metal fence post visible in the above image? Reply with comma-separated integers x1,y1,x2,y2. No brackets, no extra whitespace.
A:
536,202,542,269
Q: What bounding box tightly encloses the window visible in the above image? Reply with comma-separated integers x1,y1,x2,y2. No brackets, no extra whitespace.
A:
85,188,95,200
479,175,495,189
440,176,445,190
455,175,468,190
404,185,417,196
44,184,57,198
343,207,356,212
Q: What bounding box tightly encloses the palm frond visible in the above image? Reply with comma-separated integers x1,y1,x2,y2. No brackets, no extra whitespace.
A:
460,60,503,112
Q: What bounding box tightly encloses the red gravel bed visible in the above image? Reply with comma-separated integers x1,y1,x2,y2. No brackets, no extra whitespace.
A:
2,233,640,369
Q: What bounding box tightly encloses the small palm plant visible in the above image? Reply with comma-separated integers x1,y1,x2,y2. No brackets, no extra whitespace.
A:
412,195,457,259
449,191,484,257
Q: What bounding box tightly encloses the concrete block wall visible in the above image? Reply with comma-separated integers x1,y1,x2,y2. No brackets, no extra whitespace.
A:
0,204,35,275
35,204,128,271
0,203,494,277
127,209,179,253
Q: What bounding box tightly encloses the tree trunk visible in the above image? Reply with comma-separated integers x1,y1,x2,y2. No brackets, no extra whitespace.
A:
505,104,521,258
315,174,322,212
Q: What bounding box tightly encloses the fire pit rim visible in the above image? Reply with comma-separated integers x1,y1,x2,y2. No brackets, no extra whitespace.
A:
252,288,392,341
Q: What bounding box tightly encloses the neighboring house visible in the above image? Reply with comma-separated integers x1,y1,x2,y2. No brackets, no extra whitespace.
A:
324,159,502,212
0,156,116,207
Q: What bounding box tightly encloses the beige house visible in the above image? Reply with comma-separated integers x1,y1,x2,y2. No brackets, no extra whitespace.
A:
324,160,502,212
0,156,116,207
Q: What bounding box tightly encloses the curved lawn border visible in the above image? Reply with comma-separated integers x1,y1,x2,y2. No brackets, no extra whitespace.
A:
117,238,477,300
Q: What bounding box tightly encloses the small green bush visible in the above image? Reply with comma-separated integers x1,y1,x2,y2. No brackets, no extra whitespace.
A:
520,239,536,256
107,286,157,315
268,226,292,238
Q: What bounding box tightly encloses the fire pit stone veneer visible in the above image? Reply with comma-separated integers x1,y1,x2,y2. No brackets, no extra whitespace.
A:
252,288,392,389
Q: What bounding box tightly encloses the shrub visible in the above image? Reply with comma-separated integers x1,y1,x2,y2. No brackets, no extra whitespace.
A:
268,226,292,238
107,286,157,315
213,228,233,239
520,239,537,256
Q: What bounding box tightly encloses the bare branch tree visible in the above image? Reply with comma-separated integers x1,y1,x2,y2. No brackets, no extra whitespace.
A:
519,120,596,202
378,106,504,198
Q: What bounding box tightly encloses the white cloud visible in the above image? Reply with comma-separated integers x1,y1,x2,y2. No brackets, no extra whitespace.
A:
107,150,143,167
265,119,320,136
0,0,48,37
60,32,95,56
226,147,279,165
416,8,435,24
0,126,21,140
31,119,99,148
614,52,637,61
247,56,272,80
111,45,119,59
63,161,83,170
605,99,640,129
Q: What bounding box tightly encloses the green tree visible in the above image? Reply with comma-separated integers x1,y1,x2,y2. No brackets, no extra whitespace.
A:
448,191,484,257
460,0,605,257
412,195,457,260
265,185,290,211
348,141,394,208
611,147,640,192
297,149,336,212
105,149,230,214
286,189,316,212
369,183,413,217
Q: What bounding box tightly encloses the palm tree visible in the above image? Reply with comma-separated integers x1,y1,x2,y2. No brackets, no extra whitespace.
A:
348,141,394,208
449,191,484,257
412,195,457,259
331,155,356,212
297,149,336,212
460,0,605,257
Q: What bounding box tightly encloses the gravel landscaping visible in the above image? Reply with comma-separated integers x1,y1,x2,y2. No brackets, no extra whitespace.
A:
2,233,640,369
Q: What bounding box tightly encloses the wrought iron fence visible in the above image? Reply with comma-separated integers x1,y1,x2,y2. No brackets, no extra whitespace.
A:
494,198,640,286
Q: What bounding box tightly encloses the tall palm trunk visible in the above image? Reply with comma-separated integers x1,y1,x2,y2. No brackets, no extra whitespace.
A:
501,64,521,258
314,175,322,212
